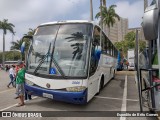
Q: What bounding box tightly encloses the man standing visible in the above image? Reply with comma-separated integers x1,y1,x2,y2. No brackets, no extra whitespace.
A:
15,60,25,107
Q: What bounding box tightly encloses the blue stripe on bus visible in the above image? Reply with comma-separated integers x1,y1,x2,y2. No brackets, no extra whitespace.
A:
25,84,87,104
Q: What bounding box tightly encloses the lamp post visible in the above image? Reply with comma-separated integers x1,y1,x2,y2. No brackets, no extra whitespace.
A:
135,29,143,112
90,0,93,21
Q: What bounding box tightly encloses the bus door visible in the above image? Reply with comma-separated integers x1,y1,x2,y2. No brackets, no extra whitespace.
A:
87,26,101,101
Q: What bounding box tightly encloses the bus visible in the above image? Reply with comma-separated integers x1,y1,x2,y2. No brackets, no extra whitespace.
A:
140,0,160,111
24,20,118,104
4,61,18,66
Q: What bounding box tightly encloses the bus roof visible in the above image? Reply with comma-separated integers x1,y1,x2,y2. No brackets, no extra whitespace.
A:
40,20,98,26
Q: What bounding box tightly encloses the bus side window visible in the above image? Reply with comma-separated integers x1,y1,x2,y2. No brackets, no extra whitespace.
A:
89,26,100,76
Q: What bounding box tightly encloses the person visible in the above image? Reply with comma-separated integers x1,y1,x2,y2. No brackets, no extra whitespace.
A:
5,65,9,72
14,64,20,88
15,60,25,107
25,91,32,100
7,65,15,88
23,64,32,100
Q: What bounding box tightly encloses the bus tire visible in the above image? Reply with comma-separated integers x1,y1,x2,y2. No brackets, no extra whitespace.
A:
112,70,115,79
96,76,104,95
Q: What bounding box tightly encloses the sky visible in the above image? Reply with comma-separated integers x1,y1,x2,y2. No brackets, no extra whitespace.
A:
0,0,151,51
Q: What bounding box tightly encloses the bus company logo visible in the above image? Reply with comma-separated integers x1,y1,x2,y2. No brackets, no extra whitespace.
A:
46,83,51,88
2,112,11,117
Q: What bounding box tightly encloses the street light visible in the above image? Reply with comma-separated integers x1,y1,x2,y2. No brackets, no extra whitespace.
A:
90,0,93,21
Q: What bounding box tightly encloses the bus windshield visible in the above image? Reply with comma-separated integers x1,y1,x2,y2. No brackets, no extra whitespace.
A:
27,23,92,77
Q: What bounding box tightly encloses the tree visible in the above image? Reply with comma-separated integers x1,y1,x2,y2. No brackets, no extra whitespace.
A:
139,40,146,52
11,28,34,51
10,28,34,61
114,31,146,56
0,51,21,63
0,19,15,66
102,0,106,6
10,39,23,50
125,31,135,42
24,28,35,36
95,5,120,35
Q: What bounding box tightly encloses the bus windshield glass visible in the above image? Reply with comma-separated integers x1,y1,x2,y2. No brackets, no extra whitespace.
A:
27,23,92,77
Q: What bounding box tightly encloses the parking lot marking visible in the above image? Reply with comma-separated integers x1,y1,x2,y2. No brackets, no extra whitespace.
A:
120,75,127,120
94,96,138,102
0,96,38,111
0,88,14,94
0,103,18,111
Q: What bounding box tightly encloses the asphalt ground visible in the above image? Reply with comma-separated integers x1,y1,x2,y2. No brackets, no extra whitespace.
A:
0,69,159,120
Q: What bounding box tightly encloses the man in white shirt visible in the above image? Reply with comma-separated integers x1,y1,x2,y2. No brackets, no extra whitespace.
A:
7,65,15,88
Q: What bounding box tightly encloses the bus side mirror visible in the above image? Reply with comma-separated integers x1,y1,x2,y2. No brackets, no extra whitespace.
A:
20,42,25,54
94,46,101,61
142,4,159,40
20,35,33,54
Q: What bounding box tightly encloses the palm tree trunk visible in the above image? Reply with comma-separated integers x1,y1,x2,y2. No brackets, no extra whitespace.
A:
90,0,93,21
102,0,106,33
2,32,5,67
100,0,103,47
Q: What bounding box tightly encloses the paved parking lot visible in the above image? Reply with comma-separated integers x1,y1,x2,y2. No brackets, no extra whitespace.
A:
0,70,158,120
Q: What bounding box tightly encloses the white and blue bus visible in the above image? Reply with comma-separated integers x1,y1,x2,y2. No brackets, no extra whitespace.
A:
25,20,118,104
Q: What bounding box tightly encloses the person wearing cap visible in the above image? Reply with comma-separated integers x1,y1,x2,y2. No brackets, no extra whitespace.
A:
15,60,25,107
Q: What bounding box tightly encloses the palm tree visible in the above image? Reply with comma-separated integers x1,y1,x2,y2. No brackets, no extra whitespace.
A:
24,28,35,36
95,5,120,35
102,0,106,6
10,28,34,61
10,39,23,50
0,19,15,66
10,38,30,52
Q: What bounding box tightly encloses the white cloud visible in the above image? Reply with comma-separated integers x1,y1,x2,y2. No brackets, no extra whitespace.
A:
0,0,87,51
115,0,144,28
0,0,146,51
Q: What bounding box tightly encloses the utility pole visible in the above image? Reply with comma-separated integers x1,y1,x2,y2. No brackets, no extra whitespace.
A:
90,0,93,21
100,0,103,30
135,29,143,112
100,0,103,47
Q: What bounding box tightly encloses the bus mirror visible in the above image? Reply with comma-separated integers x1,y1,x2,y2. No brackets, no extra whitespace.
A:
94,46,101,60
20,42,25,54
142,5,159,40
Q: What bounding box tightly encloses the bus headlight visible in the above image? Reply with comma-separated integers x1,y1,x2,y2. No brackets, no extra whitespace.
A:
25,79,34,86
66,86,86,92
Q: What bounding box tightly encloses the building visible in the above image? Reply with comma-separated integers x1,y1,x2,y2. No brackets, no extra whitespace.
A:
104,17,128,43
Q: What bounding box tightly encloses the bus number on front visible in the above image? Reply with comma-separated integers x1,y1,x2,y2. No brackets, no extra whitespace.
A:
72,81,80,84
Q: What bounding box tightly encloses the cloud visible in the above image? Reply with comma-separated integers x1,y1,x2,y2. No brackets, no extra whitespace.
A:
0,0,145,51
0,0,87,51
115,0,144,28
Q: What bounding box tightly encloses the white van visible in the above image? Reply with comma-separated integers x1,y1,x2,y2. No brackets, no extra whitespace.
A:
127,49,135,70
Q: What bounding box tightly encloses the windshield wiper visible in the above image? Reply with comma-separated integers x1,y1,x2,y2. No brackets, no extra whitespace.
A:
33,42,51,74
49,25,66,78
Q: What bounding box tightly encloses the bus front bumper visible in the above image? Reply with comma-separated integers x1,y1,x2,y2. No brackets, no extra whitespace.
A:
25,84,87,104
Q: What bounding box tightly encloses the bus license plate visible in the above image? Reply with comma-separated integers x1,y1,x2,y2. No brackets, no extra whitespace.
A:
43,93,53,99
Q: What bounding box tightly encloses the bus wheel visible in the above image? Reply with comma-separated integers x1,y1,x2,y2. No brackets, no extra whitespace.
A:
96,76,104,95
112,70,115,79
